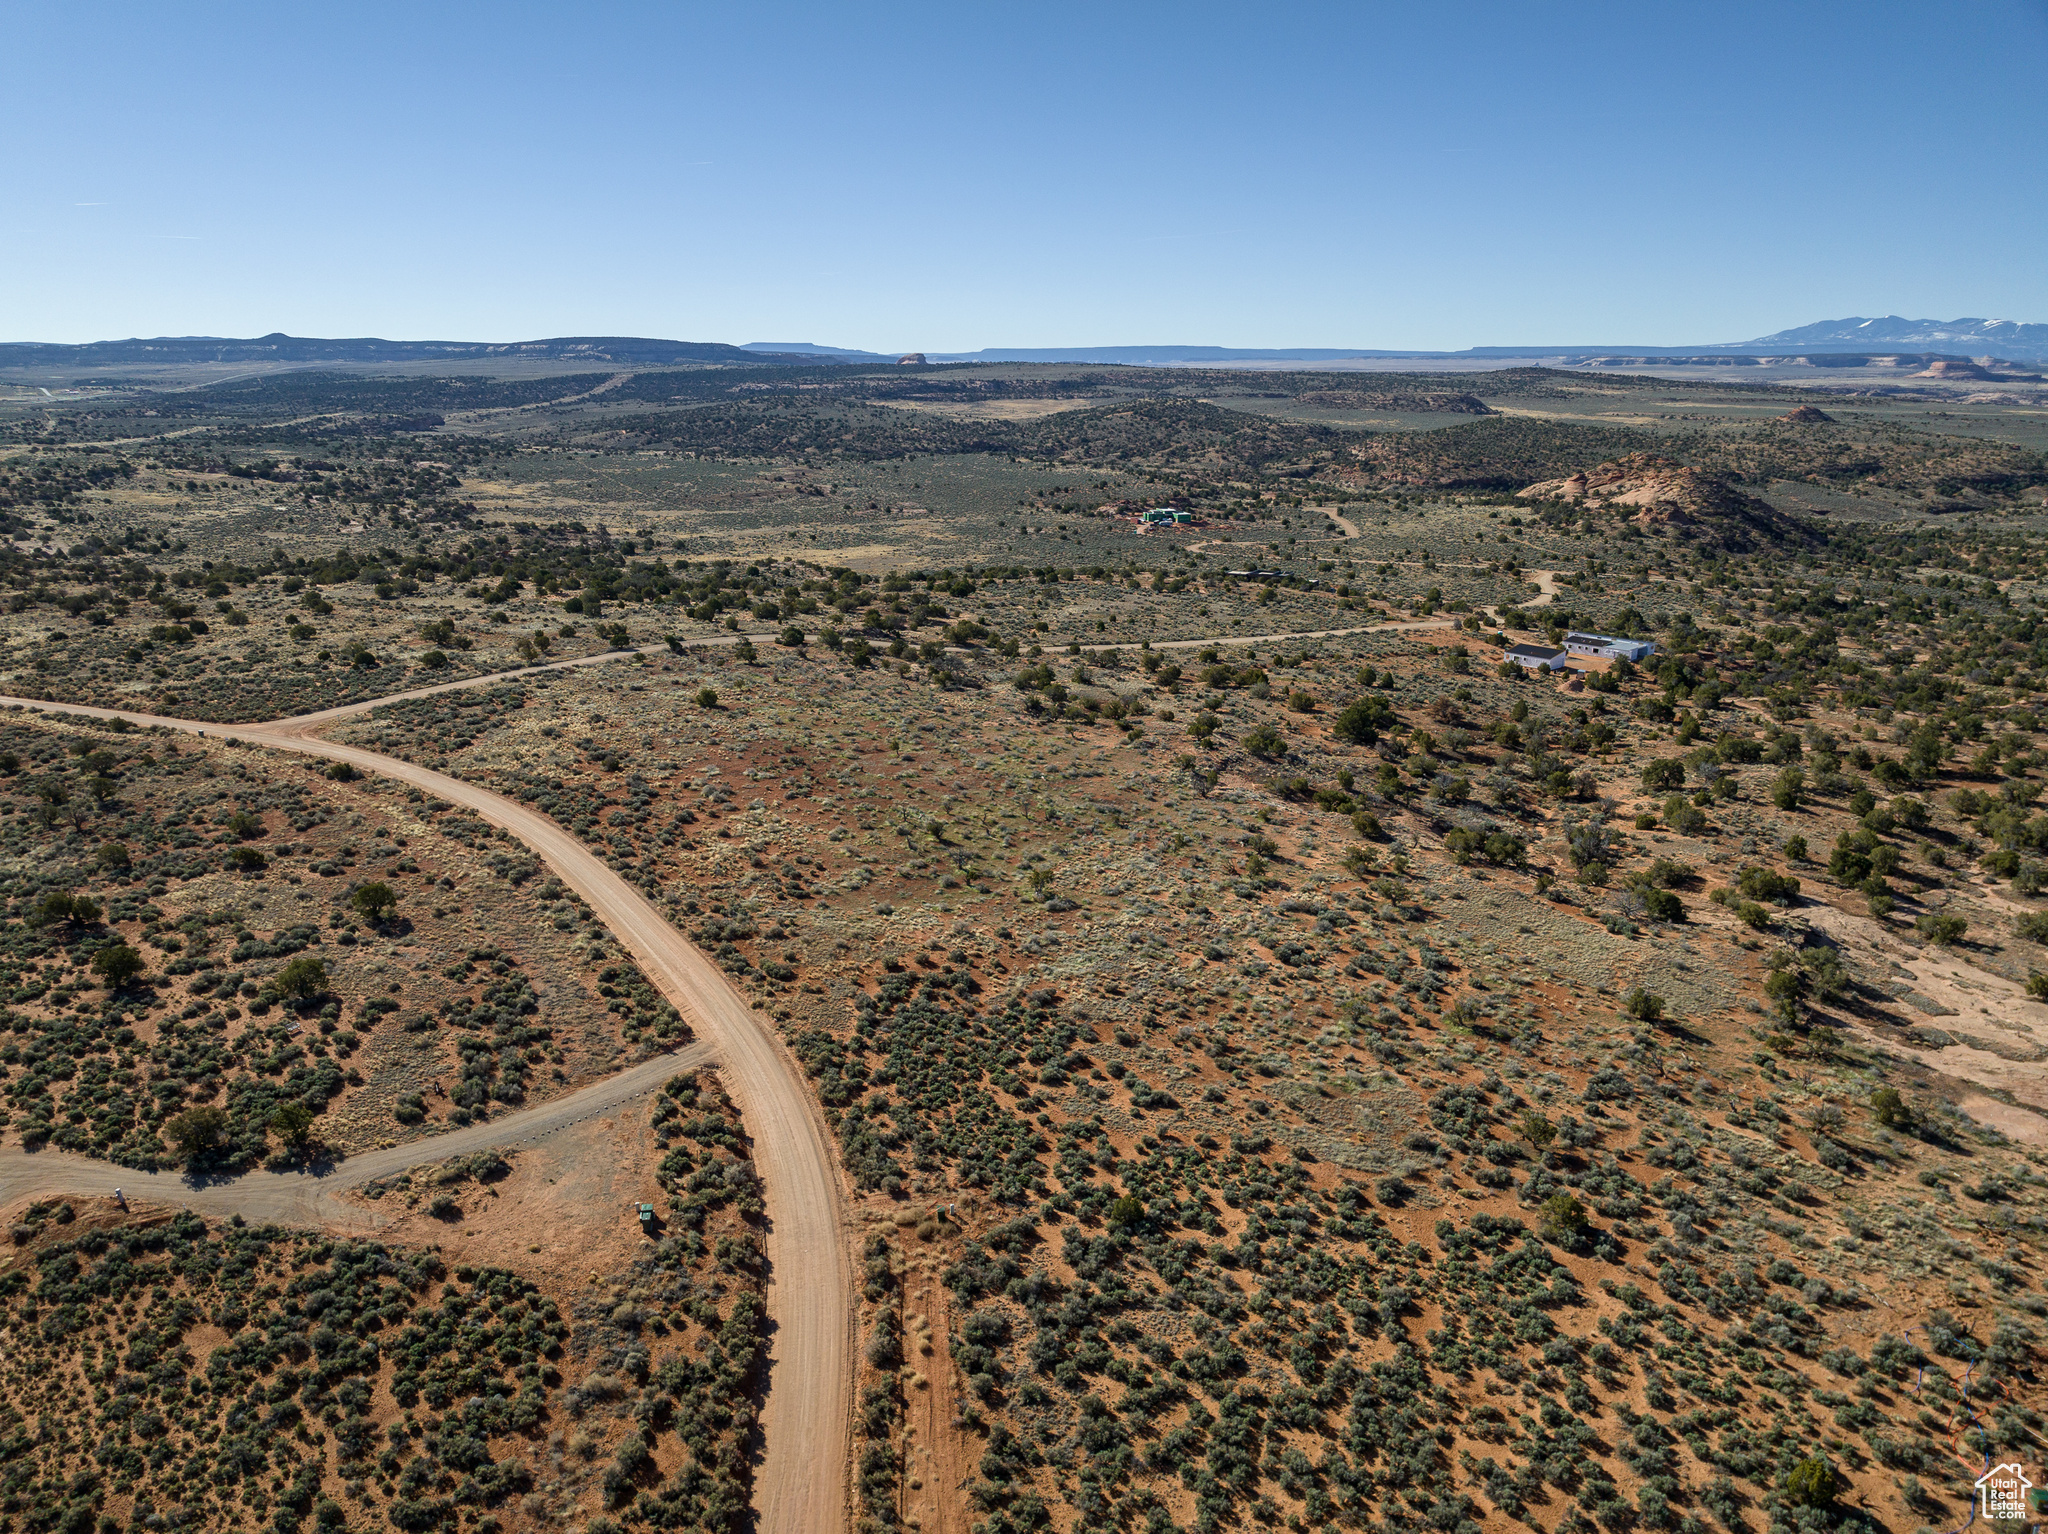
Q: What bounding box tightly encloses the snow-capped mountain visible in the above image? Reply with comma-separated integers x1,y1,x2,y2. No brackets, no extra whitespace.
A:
1738,316,2048,359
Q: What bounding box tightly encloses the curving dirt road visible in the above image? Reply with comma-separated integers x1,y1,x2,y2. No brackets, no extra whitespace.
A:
0,686,852,1534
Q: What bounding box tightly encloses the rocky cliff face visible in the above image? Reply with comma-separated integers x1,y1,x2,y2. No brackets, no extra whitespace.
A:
1518,452,1814,550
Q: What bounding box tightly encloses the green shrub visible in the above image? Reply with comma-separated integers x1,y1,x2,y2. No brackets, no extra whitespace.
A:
351,881,398,923
163,1105,230,1163
1870,1087,1915,1131
274,955,331,1001
1241,723,1286,759
1915,913,1967,946
1539,1193,1589,1243
1781,1456,1838,1509
1737,866,1800,904
89,944,145,988
35,891,101,926
1333,693,1393,745
1642,887,1684,923
1662,796,1707,834
1771,766,1804,810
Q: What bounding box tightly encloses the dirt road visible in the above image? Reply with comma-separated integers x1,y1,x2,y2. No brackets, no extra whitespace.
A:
0,1040,714,1227
1080,615,1462,655
0,687,853,1534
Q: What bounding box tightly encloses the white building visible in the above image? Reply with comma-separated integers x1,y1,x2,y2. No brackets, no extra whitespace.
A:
1564,632,1656,663
1505,642,1568,672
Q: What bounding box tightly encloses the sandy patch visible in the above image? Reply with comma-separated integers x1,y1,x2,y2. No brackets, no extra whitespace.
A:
1804,900,2048,1108
1958,1094,2048,1144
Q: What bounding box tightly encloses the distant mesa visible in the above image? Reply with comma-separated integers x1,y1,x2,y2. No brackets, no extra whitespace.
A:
1914,359,1998,380
1519,453,1811,551
897,353,928,365
0,333,842,369
741,341,895,361
1777,404,1834,424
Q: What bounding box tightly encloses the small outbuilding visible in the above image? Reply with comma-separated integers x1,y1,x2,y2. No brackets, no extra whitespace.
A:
1505,642,1568,672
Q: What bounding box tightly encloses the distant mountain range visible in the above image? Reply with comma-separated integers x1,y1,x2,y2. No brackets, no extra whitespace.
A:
785,320,2048,367
6,318,2045,373
1462,317,2048,365
1739,316,2048,353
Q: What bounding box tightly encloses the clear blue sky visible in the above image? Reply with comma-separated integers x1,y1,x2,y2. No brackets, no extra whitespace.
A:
9,0,2047,351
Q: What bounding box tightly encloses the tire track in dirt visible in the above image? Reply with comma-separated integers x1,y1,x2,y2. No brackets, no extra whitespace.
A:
0,689,854,1534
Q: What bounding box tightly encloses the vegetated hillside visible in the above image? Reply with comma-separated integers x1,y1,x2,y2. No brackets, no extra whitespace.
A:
1144,366,1834,407
1348,415,2048,509
0,710,683,1170
586,364,1771,414
2,376,596,446
0,517,696,722
1004,399,1344,470
564,396,1346,475
0,1070,766,1533
1690,419,2048,506
1292,388,1494,414
609,370,1128,408
567,399,1006,461
156,370,622,419
12,360,2039,539
18,356,2048,1534
1353,419,1663,490
369,548,2048,1534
